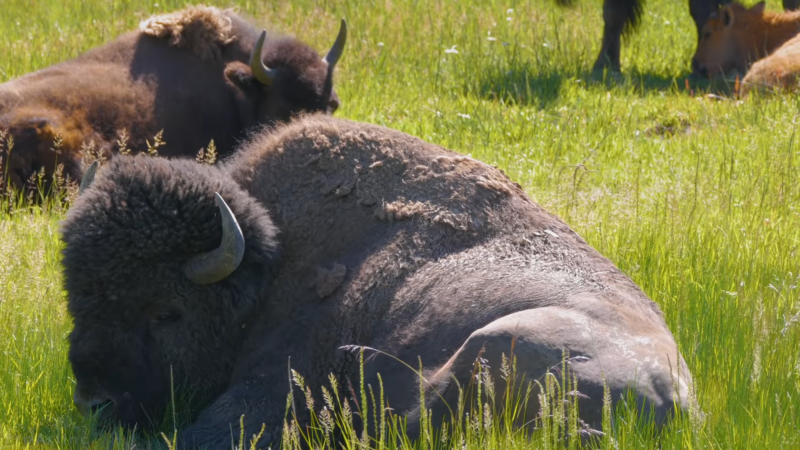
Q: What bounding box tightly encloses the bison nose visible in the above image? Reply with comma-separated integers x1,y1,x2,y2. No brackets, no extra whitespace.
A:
691,59,707,78
327,97,340,114
73,389,115,417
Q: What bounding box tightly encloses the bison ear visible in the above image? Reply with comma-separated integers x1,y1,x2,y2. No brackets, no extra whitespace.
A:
721,5,735,27
224,62,264,93
751,1,765,15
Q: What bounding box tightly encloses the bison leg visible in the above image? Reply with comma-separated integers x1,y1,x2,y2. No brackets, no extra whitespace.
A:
178,382,283,449
594,0,633,72
409,306,693,435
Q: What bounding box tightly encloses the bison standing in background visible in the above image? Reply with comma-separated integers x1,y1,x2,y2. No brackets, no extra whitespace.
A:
63,117,694,448
0,6,346,191
557,0,798,73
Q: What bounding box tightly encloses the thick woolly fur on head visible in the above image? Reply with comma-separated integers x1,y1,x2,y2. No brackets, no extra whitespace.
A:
61,155,279,428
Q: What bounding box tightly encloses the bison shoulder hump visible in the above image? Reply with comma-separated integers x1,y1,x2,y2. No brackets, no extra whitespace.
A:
139,5,236,63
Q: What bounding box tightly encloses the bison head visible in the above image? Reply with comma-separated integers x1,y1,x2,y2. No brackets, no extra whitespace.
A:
691,1,766,78
61,156,280,428
224,20,347,125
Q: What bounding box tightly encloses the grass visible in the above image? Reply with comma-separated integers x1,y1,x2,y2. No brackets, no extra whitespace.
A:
1,0,799,448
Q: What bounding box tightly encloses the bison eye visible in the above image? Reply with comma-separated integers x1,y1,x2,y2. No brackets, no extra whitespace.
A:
703,32,711,40
150,311,181,325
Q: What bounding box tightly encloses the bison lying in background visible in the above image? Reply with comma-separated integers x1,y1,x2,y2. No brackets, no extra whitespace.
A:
691,1,800,78
63,117,694,448
0,6,346,191
739,32,800,95
558,0,798,73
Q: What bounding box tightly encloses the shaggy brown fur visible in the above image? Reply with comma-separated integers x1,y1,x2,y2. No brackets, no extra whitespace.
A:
63,117,693,448
692,1,800,77
0,6,343,192
740,32,800,95
139,5,236,64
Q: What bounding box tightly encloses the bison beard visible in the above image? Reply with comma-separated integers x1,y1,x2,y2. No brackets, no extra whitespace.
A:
62,117,694,448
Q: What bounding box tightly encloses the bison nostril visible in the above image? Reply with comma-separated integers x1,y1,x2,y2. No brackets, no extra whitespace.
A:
690,60,708,78
328,100,340,114
74,390,115,417
89,399,115,416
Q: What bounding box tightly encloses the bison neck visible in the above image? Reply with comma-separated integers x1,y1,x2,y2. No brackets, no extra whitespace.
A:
759,12,800,57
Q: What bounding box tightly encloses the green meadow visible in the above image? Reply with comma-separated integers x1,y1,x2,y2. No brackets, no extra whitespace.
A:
2,0,799,448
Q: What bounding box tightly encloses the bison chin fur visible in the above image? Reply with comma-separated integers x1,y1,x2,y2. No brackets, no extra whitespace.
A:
61,156,281,431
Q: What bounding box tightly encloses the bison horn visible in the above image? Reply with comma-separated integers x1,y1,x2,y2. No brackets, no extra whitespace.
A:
323,19,347,69
78,160,99,195
249,30,278,86
183,192,246,285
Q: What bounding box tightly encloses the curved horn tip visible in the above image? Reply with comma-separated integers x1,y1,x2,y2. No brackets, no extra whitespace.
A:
183,192,246,285
213,191,245,272
79,160,99,195
249,30,277,86
324,18,348,68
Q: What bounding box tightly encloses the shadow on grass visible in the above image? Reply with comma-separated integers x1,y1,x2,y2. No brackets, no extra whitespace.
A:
467,65,739,108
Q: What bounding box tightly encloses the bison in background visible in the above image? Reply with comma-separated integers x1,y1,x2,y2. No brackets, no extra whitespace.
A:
691,1,800,78
0,6,346,192
739,32,800,95
557,0,798,73
63,116,695,448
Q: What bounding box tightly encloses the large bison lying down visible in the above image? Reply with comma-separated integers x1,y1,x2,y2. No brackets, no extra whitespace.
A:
63,117,694,448
0,6,345,191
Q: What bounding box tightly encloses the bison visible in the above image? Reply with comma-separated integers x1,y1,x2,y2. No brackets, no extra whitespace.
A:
558,0,798,73
739,32,800,95
63,116,694,448
691,1,800,78
0,6,346,192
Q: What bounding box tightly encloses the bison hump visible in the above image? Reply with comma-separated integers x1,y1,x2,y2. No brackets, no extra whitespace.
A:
139,5,236,64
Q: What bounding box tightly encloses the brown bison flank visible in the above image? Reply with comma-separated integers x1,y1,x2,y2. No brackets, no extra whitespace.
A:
0,6,345,192
63,116,694,448
740,32,800,95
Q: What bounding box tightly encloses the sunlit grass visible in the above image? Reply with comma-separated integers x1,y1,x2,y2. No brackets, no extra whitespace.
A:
1,0,799,448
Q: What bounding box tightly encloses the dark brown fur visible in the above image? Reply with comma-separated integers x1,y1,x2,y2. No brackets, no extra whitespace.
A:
63,117,693,448
0,6,341,192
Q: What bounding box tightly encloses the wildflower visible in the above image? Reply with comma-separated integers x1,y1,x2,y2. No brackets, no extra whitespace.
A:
445,45,458,54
